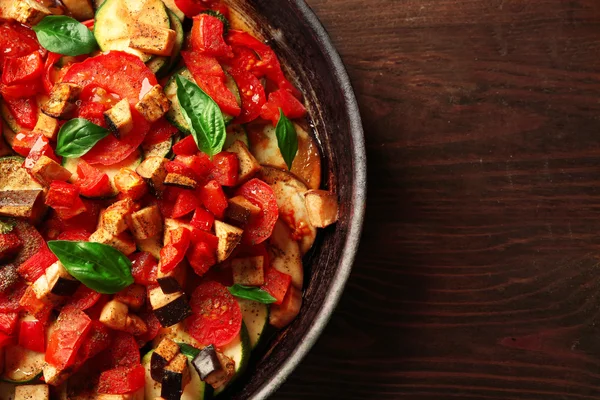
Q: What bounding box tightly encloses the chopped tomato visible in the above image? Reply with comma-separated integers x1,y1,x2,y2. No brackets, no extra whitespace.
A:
4,97,38,129
174,0,217,18
199,180,228,219
189,228,218,249
45,181,87,220
227,46,260,73
19,285,52,323
0,284,26,313
57,229,91,241
211,151,239,186
261,268,292,305
135,311,160,347
23,136,58,170
166,159,199,181
172,135,198,156
186,281,242,347
76,160,113,198
77,101,107,128
0,80,41,99
235,179,278,245
129,252,158,285
43,52,62,94
160,227,191,273
182,50,241,117
260,89,307,126
2,52,43,85
142,118,178,146
17,245,57,282
98,332,140,369
172,190,200,218
175,154,213,182
46,308,92,370
47,199,101,234
98,365,145,395
229,67,266,124
18,318,45,352
0,22,41,66
76,320,112,363
63,285,102,312
187,240,216,276
191,14,233,58
190,207,214,232
0,313,18,335
0,233,22,261
0,333,14,349
12,132,40,157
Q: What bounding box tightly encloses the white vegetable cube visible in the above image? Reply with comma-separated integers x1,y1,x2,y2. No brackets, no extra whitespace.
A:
15,384,50,400
30,156,72,187
11,0,51,26
129,23,177,56
227,141,260,183
42,83,81,119
214,221,243,263
89,229,137,256
42,362,68,386
135,85,171,123
99,300,129,331
33,114,59,141
303,190,339,228
136,156,169,194
99,198,135,235
104,99,133,138
232,256,265,286
128,205,163,240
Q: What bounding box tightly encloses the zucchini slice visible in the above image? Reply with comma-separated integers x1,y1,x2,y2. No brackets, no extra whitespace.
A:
213,323,251,396
160,0,184,22
2,345,44,384
237,299,268,350
143,349,206,400
143,137,173,159
164,68,241,133
224,125,249,149
156,8,185,78
94,0,170,62
61,150,142,198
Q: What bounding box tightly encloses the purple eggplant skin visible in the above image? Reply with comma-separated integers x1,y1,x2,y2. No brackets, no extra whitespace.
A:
157,276,182,294
151,352,169,382
154,296,193,327
192,345,222,380
161,369,184,400
51,277,80,296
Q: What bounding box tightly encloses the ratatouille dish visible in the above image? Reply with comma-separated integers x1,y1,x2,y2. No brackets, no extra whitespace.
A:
0,0,339,398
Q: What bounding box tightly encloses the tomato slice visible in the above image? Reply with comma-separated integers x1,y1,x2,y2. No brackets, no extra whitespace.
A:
4,97,38,129
135,311,160,347
63,285,101,312
186,281,242,347
46,309,92,370
142,118,178,146
235,179,279,245
129,252,158,285
260,88,307,126
0,22,41,66
98,365,145,395
76,160,113,198
228,67,266,124
98,332,140,369
191,14,233,58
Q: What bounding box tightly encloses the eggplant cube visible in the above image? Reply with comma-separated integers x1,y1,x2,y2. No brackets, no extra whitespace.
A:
104,99,133,138
157,263,186,294
31,155,72,187
192,345,221,380
214,221,243,263
231,256,265,286
128,205,163,240
161,354,190,400
149,287,192,327
42,83,81,119
11,0,51,26
304,189,339,228
151,338,180,382
99,300,128,331
227,141,261,183
163,173,197,190
135,84,171,123
136,157,168,195
46,261,80,296
226,196,261,224
15,384,49,400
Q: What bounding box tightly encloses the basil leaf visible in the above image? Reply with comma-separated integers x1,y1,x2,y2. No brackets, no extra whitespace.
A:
177,343,200,359
56,118,109,158
0,219,16,234
33,16,98,56
275,109,298,170
47,241,134,294
175,75,226,157
228,284,276,304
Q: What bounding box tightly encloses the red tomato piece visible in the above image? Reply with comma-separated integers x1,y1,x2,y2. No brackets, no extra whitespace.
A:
160,228,191,273
19,285,52,323
172,190,200,218
187,240,216,276
23,136,58,170
0,284,26,313
0,313,18,335
199,180,228,219
99,332,140,369
0,233,22,261
191,14,233,58
227,46,260,73
261,268,292,305
57,229,91,241
229,68,266,124
46,309,92,370
17,245,57,282
173,0,219,17
18,319,45,352
186,281,242,347
43,52,62,94
142,118,178,146
260,89,307,126
0,80,41,99
172,135,198,156
189,228,218,250
190,207,214,232
11,132,40,157
129,252,158,285
182,50,241,117
235,179,278,245
176,154,213,182
2,52,43,85
98,365,145,395
135,311,160,347
166,159,198,181
45,181,87,220
50,199,101,234
76,160,113,198
0,22,41,65
211,151,239,186
77,101,107,128
4,97,38,129
63,285,101,312
0,332,14,349
76,320,112,363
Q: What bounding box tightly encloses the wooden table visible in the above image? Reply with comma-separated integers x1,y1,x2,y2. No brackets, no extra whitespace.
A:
275,0,600,398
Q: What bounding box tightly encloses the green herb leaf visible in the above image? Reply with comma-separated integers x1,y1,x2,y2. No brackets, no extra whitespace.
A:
275,109,298,170
56,118,109,158
177,343,200,359
47,241,134,294
33,16,98,56
175,75,226,157
0,219,16,234
228,284,277,304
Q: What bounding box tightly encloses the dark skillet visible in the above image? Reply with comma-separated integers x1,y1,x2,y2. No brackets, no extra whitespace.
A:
222,1,366,399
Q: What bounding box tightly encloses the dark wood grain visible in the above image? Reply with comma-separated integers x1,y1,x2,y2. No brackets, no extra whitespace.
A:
274,0,600,399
